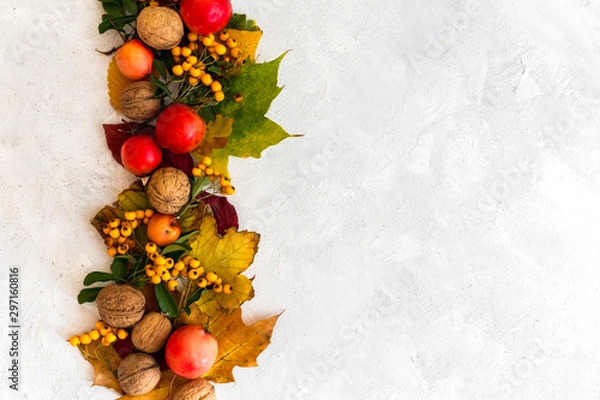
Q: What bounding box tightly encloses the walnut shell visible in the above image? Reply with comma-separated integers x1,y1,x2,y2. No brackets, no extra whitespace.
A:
137,6,184,50
147,167,191,214
120,81,161,121
118,353,161,396
172,378,216,400
96,285,145,328
132,311,172,353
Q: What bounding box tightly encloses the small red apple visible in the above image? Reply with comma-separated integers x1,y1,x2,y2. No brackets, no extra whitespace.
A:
179,0,232,35
120,135,163,176
165,325,218,379
115,39,154,81
146,213,181,247
155,104,206,154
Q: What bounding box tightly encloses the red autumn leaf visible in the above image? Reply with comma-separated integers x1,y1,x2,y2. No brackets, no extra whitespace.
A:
160,150,195,176
111,335,134,360
199,193,239,235
103,122,155,166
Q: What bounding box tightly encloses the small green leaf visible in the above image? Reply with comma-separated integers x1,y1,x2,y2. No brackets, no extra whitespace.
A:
122,0,138,15
226,13,260,31
83,272,115,286
162,243,191,255
111,257,129,280
207,65,221,74
151,76,172,98
190,177,210,200
132,281,144,290
102,3,125,17
155,282,179,318
175,230,199,245
98,15,136,34
78,287,103,304
128,254,149,282
186,288,204,308
153,60,167,80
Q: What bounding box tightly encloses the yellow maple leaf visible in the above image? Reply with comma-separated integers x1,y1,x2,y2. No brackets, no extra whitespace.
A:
180,303,280,383
188,216,259,312
107,57,133,113
228,29,263,62
79,341,123,395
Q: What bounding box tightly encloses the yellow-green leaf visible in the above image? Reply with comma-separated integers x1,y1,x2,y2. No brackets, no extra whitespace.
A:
209,53,298,171
117,188,150,212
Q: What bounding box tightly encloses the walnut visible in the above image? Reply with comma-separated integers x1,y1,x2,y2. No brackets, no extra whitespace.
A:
96,285,145,328
172,378,216,400
118,353,161,396
120,81,161,121
137,6,184,50
147,167,191,214
132,311,172,353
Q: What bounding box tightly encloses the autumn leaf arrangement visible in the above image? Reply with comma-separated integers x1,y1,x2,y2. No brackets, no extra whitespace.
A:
68,0,295,398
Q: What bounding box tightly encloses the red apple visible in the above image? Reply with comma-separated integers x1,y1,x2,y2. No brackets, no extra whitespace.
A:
146,213,181,247
155,104,206,154
115,39,154,81
120,135,162,176
179,0,232,35
165,325,218,379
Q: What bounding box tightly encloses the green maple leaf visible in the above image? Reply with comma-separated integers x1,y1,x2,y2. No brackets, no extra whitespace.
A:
200,53,299,174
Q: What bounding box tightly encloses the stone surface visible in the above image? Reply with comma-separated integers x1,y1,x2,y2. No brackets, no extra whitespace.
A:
1,0,600,399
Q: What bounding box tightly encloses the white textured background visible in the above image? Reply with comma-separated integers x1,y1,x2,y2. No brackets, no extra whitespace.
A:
1,0,600,398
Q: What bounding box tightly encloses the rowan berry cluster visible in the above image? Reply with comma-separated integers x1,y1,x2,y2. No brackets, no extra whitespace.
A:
101,209,155,256
144,242,178,289
170,30,244,102
177,254,233,293
68,320,129,347
144,241,233,294
192,156,235,195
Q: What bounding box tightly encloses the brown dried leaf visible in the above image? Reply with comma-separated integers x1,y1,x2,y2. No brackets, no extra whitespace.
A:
91,181,150,244
91,205,122,237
